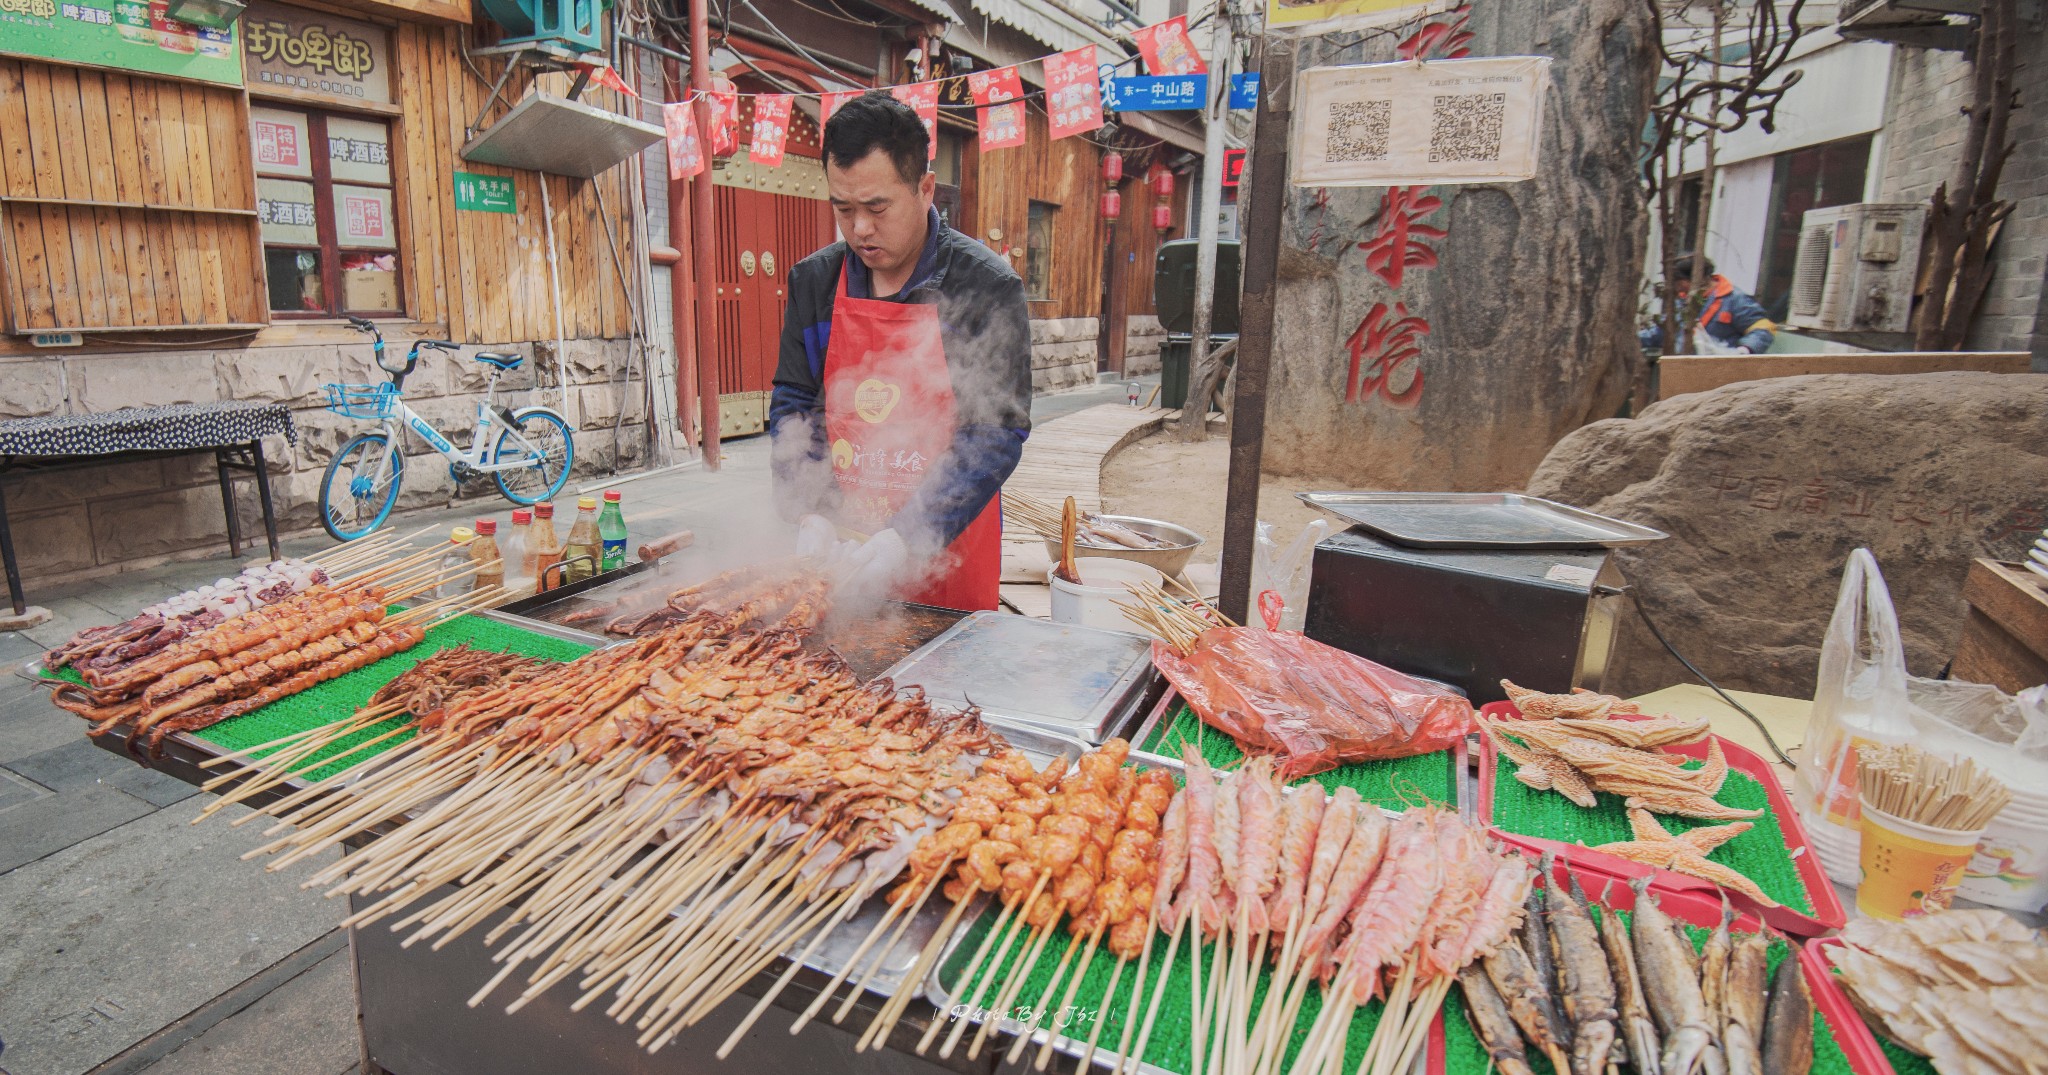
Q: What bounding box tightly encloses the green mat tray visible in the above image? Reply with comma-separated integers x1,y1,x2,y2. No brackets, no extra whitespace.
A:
930,902,1432,1075
1137,703,1457,810
45,612,593,784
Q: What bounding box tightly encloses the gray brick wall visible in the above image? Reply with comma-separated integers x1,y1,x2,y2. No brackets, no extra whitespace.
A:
1877,32,2048,361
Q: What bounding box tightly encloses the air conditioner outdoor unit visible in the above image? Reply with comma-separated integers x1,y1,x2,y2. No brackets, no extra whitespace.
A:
1785,202,1926,333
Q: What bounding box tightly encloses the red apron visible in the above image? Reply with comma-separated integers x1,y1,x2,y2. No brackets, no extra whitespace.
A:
823,261,1001,611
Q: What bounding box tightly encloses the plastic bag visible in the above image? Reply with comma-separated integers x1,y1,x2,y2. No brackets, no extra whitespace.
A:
1150,628,1474,780
1251,518,1329,631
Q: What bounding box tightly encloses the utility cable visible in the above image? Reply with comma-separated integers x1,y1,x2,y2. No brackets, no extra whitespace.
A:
1624,575,1799,769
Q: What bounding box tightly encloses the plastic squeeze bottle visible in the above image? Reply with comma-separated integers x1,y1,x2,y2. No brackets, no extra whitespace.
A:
562,496,601,585
437,527,475,599
530,503,564,592
505,508,532,592
470,519,504,594
598,490,628,572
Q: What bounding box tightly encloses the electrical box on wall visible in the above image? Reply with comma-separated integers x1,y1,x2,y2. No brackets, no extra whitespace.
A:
1786,203,1927,334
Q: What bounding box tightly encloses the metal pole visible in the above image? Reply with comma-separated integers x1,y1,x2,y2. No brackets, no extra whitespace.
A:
690,0,723,471
1179,0,1232,435
1217,36,1291,626
664,57,702,454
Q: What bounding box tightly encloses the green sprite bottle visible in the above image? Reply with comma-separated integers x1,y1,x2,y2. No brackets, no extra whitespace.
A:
599,490,628,572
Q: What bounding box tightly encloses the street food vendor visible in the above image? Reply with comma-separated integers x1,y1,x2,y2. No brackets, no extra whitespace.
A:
769,91,1033,612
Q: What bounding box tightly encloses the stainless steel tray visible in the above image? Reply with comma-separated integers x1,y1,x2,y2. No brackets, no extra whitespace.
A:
878,612,1158,745
1296,491,1669,549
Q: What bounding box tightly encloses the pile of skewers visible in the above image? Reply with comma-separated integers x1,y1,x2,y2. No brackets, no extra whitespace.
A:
1116,579,1236,654
1005,491,1182,551
879,743,1532,1075
565,556,833,637
1460,864,1814,1075
208,566,1037,1055
1825,909,2048,1075
46,528,501,756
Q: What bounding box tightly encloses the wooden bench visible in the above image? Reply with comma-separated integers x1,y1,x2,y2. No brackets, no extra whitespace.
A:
1657,351,2033,401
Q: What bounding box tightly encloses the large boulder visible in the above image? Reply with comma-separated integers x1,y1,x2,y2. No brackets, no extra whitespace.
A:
1526,372,2048,698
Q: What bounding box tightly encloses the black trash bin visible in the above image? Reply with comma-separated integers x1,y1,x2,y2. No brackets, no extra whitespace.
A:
1158,334,1233,411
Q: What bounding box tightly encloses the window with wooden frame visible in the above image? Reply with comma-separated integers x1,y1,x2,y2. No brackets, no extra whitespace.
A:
1025,200,1055,301
250,105,401,318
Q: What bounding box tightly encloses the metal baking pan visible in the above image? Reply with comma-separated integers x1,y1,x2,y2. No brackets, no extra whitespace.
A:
1296,491,1669,549
878,612,1158,745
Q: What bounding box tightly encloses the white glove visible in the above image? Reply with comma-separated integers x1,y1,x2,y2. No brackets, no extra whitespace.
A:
794,514,839,558
1734,346,1752,354
838,528,911,595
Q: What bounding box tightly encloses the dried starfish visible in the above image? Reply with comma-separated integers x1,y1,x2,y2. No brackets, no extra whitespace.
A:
1517,731,1707,797
1553,714,1711,750
1488,722,1597,807
1501,680,1642,720
1592,808,1778,906
1692,735,1729,796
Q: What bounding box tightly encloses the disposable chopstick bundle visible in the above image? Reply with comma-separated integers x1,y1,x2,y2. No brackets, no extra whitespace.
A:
1857,743,2013,831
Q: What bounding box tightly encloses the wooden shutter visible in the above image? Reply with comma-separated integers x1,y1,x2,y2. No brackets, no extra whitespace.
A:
0,59,265,332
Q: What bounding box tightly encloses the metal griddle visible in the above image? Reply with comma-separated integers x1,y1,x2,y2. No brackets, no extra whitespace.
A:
1297,491,1668,549
879,612,1158,744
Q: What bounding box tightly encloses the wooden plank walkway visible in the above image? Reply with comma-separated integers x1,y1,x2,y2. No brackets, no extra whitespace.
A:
1001,403,1166,544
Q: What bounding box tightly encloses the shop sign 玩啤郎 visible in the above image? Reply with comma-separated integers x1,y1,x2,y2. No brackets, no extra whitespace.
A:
0,0,242,86
241,0,391,104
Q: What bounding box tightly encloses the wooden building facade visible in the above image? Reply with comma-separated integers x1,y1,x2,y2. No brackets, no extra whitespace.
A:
0,0,647,582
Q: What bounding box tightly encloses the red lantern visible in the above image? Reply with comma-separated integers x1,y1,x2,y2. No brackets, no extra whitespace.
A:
1153,168,1175,199
1103,151,1124,184
1101,190,1122,221
1152,203,1173,232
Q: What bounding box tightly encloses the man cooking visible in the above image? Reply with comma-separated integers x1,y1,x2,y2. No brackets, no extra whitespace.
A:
769,91,1033,612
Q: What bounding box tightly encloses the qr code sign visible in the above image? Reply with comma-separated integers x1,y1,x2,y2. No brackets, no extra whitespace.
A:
1325,100,1392,163
1428,93,1506,163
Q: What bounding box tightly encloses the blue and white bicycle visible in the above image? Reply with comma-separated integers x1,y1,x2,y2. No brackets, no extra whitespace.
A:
317,318,576,541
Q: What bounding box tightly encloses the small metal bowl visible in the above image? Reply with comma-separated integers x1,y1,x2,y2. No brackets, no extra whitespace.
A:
1041,514,1205,578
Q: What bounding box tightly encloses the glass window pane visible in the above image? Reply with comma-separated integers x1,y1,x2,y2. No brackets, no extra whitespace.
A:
265,248,326,313
328,115,392,185
332,184,396,250
258,177,320,245
250,106,313,178
341,252,399,313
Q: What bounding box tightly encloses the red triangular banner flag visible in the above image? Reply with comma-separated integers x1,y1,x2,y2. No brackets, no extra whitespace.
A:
663,102,704,180
707,82,739,157
1133,15,1206,75
749,93,794,167
1043,47,1104,140
889,80,942,160
583,62,640,98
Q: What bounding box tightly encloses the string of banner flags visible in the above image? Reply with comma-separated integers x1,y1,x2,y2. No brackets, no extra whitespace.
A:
632,14,1256,181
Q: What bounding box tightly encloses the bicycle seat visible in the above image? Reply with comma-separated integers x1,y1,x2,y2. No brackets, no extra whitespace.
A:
474,351,524,370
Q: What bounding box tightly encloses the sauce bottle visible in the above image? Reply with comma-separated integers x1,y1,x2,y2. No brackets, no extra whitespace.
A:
470,518,504,595
598,490,628,572
504,508,532,593
562,496,601,585
437,527,474,599
530,502,564,592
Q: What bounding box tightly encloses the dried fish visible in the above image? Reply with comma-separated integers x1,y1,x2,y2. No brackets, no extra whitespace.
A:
1721,931,1769,1075
1547,875,1619,1075
1484,937,1572,1074
1758,952,1812,1075
1600,899,1663,1075
1698,904,1734,1075
1522,882,1574,1055
1631,876,1717,1075
1458,963,1539,1075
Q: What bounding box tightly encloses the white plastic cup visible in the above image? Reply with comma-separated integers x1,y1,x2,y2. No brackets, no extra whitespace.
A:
1957,792,2048,912
1049,559,1164,633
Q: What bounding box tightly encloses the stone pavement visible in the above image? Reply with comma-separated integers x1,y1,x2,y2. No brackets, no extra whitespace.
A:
0,382,1143,1075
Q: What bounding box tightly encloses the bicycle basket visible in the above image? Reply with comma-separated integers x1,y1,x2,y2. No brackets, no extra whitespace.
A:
323,382,398,420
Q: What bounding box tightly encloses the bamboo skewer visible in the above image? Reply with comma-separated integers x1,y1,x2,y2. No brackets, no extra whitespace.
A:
937,871,1050,1058
968,913,1061,1060
915,889,1022,1054
1120,910,1182,1075
831,868,952,1023
857,882,983,1052
1075,950,1130,1074
789,862,947,1033
1030,922,1107,1070
715,884,866,1056
1005,928,1086,1065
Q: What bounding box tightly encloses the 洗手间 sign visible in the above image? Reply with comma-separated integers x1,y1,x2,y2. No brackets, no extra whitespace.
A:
0,0,242,86
241,0,391,104
454,172,516,214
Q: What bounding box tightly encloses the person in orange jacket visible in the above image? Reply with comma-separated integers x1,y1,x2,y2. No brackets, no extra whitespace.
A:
1641,254,1777,354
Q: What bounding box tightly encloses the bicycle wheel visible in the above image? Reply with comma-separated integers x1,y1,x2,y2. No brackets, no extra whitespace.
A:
492,409,574,505
320,433,405,541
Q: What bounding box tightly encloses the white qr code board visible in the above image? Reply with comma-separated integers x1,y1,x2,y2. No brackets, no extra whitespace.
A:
1291,56,1552,187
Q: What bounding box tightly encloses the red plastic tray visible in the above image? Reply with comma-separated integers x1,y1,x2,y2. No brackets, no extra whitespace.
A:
1799,938,1903,1075
1476,701,1846,937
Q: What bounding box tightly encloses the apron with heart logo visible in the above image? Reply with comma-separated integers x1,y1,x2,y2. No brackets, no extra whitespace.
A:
822,259,1001,611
